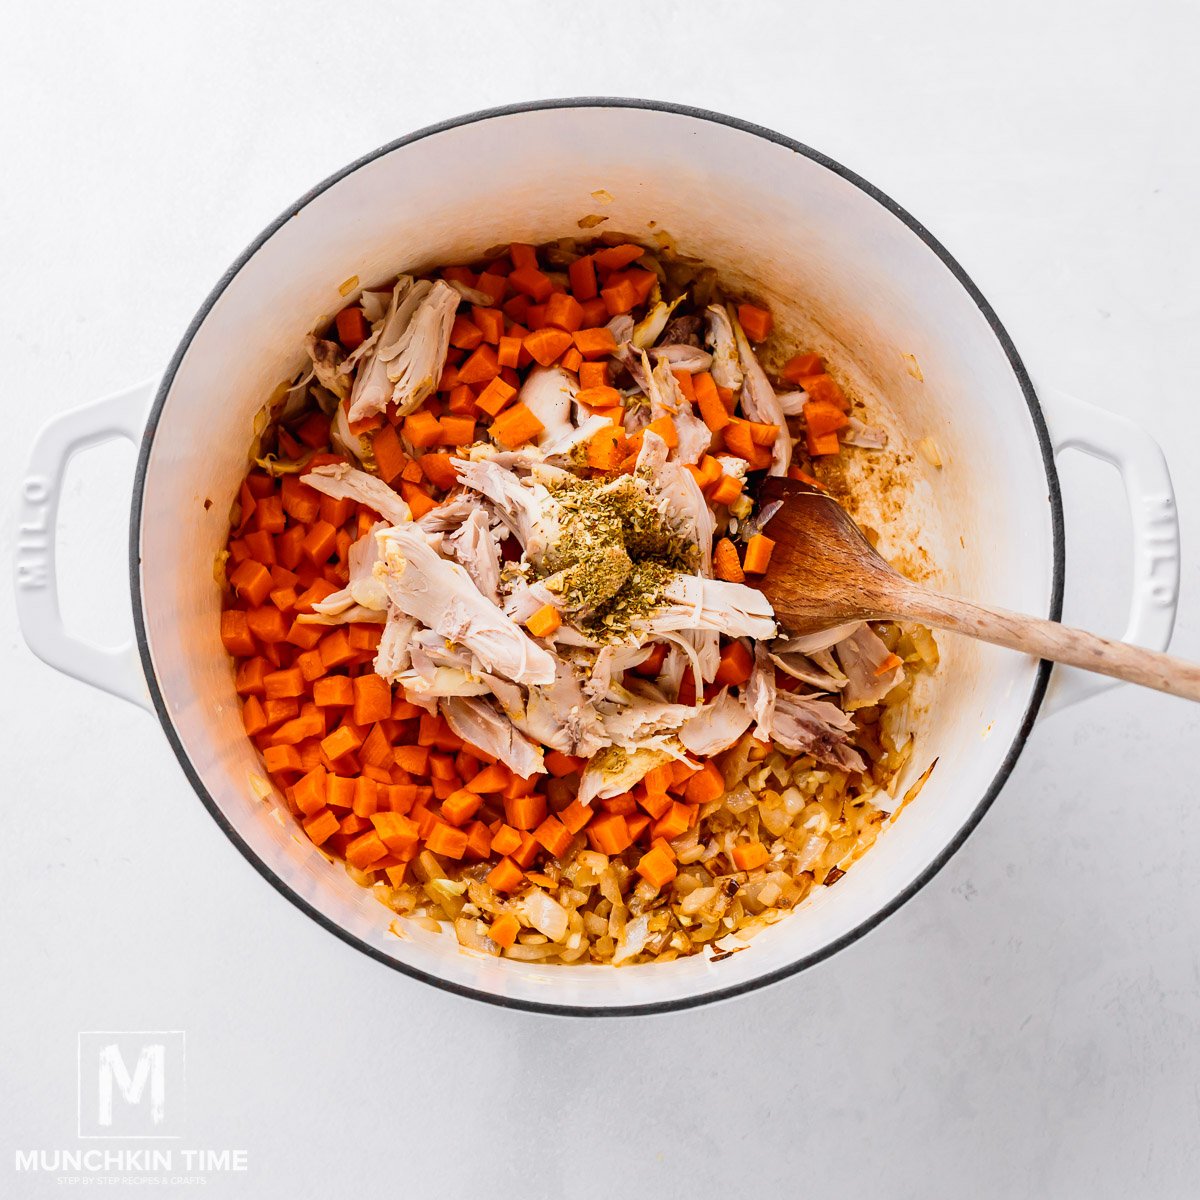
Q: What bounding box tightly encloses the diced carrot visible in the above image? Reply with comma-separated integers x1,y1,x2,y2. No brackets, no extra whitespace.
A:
262,744,302,774
743,534,775,575
490,402,545,448
475,271,508,305
352,776,379,817
713,537,745,583
221,610,257,657
491,824,523,856
335,306,367,350
471,306,505,345
264,667,305,700
475,376,516,418
533,816,572,858
593,243,645,271
576,385,622,409
579,296,609,326
489,912,520,948
302,808,340,846
781,352,824,384
449,314,483,351
587,813,632,855
715,639,754,686
638,789,673,820
352,674,392,726
572,327,617,359
327,776,356,809
496,336,523,370
724,423,774,469
600,279,638,316
254,495,285,534
636,845,677,889
280,475,321,523
645,415,679,449
579,361,609,390
457,344,501,385
229,559,273,607
803,399,848,439
732,842,771,871
737,303,773,342
806,428,841,457
309,672,350,705
425,822,469,859
544,293,584,332
561,347,583,373
746,420,780,447
402,410,442,449
797,373,850,412
441,788,482,827
568,254,597,300
557,798,593,835
709,474,745,507
464,820,493,859
399,480,437,519
672,370,696,403
523,327,573,367
242,696,268,737
585,424,627,470
524,604,561,639
685,761,725,805
438,414,476,447
466,762,512,794
295,649,324,682
507,265,553,302
545,751,586,777
321,724,362,761
318,628,354,670
487,856,524,893
247,607,288,644
599,792,637,816
650,800,691,842
345,830,388,869
504,793,547,831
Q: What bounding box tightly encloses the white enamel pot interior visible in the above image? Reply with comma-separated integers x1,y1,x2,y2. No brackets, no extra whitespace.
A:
133,100,1063,1014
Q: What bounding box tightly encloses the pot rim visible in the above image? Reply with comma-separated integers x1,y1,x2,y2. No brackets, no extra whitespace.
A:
129,97,1064,1017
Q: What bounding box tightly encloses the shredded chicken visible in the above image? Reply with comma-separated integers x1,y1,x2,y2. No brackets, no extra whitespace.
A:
835,624,904,709
678,687,753,756
730,306,791,476
441,696,546,777
375,524,556,686
766,692,868,774
302,463,411,527
705,304,743,391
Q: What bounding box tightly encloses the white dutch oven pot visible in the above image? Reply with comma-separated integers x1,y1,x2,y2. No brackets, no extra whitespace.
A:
16,101,1181,1014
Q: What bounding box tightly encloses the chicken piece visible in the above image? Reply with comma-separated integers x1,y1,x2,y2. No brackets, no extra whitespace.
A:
834,624,904,709
658,314,703,347
650,343,714,373
375,524,556,686
632,294,684,349
769,650,847,692
841,417,889,449
444,507,502,604
519,366,576,447
705,304,743,392
302,463,412,527
295,604,386,626
741,641,777,739
374,611,417,680
678,688,754,757
378,279,459,418
440,697,546,777
649,574,777,641
578,746,675,806
305,525,387,618
767,692,867,774
774,624,863,656
501,660,608,758
584,642,654,702
635,430,715,575
540,414,612,460
304,335,350,401
452,458,560,560
730,306,791,476
597,695,695,747
644,354,711,466
347,276,418,419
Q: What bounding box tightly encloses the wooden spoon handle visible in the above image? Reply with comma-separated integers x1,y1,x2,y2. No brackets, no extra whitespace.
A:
891,588,1200,702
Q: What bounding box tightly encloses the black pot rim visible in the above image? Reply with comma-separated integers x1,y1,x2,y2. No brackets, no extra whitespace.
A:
129,97,1064,1018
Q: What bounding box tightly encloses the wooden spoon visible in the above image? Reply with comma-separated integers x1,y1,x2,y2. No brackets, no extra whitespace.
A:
756,476,1200,702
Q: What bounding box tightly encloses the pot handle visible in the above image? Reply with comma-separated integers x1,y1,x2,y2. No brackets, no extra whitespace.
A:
1036,385,1180,716
14,381,156,710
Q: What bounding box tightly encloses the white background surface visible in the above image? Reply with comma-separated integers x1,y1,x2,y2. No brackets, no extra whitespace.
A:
3,1,1199,1196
